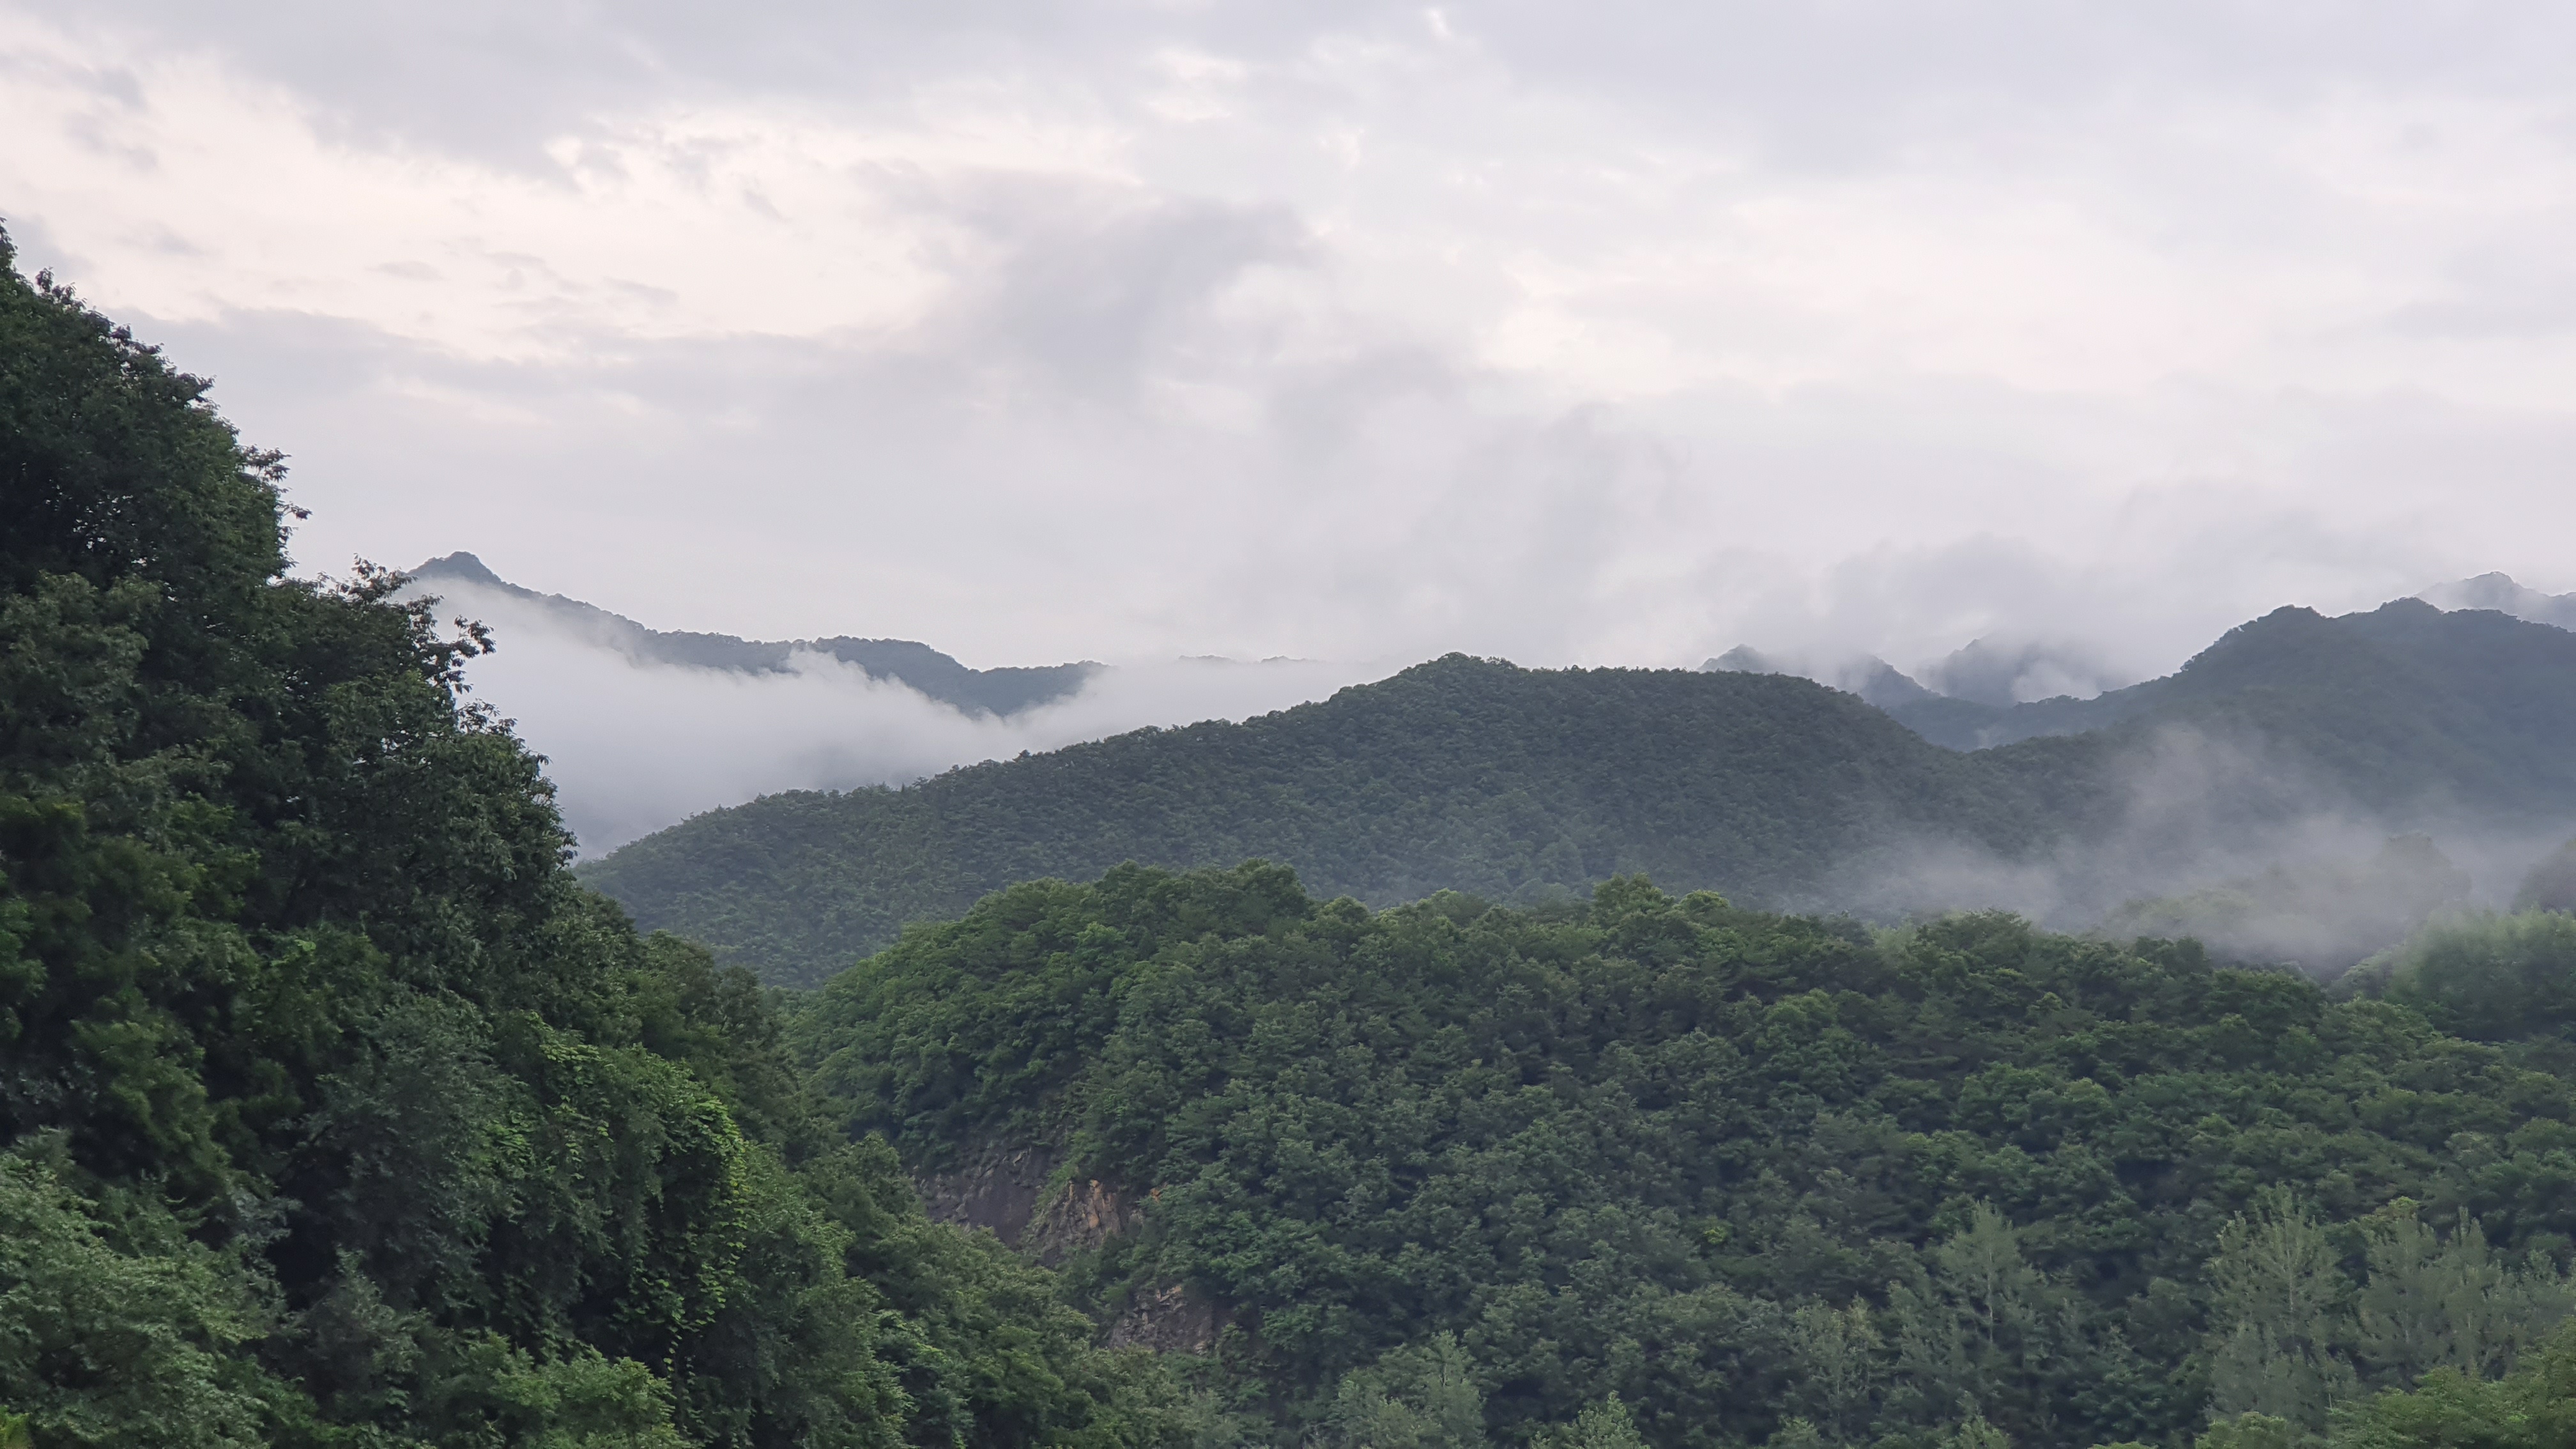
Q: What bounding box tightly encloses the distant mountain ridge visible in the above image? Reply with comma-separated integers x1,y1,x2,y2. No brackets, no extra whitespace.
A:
1707,635,2128,715
408,551,1098,717
2420,571,2576,631
1894,596,2576,756
583,598,2576,983
1713,573,2576,751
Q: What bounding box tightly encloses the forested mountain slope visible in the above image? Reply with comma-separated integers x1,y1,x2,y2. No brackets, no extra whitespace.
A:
0,229,1188,1447
582,660,2121,983
789,862,2576,1449
585,599,2576,985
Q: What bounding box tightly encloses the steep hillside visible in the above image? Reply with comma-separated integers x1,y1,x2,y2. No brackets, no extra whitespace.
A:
581,658,2116,983
0,229,1183,1447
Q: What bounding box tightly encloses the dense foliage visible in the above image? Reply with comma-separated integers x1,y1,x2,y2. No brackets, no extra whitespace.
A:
0,229,1184,1446
583,609,2576,986
791,863,2576,1448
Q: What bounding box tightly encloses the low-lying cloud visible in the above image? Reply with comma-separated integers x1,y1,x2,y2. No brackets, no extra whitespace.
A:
424,578,1392,855
1826,722,2575,973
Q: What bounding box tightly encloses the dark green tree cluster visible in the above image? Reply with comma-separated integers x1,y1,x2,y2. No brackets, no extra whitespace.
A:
2297,1316,2576,1449
2187,1194,2573,1441
0,231,1184,1445
2368,909,2576,1045
791,864,2576,1448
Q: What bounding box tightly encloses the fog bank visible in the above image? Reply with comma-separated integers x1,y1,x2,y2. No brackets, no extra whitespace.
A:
1828,723,2576,973
424,578,1392,855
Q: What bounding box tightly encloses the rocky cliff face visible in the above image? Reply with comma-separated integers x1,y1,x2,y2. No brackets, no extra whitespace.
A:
1023,1174,1144,1263
911,1142,1145,1261
912,1142,1062,1246
912,1142,1226,1353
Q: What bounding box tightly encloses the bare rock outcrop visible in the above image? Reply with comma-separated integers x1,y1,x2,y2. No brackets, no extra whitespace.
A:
1023,1175,1145,1263
915,1144,1228,1353
912,1144,1142,1262
1105,1280,1225,1354
912,1142,1063,1245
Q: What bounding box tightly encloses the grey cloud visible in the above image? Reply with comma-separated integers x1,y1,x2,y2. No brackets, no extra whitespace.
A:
2383,250,2576,340
1918,636,2130,708
126,275,2551,682
32,0,2576,680
52,0,2576,174
926,181,1312,401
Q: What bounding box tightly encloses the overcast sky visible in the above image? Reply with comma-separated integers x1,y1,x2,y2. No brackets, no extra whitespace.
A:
10,1,2576,680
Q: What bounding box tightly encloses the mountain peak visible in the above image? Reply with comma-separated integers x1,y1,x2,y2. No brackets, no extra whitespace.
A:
2419,571,2576,631
413,551,508,587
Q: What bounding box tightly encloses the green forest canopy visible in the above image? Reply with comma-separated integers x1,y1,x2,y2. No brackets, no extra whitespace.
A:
789,861,2576,1448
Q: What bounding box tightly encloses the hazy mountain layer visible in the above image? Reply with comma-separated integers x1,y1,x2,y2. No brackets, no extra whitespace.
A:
581,657,2097,983
1705,635,2127,714
410,551,1098,717
1881,597,2576,755
2422,570,2576,631
584,600,2576,984
1715,574,2575,750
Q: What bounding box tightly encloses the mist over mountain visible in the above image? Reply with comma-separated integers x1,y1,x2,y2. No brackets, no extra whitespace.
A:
408,558,2576,865
1889,596,2576,754
2420,571,2576,631
402,555,1395,855
1717,577,2576,754
1703,646,1940,710
411,551,1100,716
583,657,2071,985
1705,636,2128,713
582,598,2576,985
